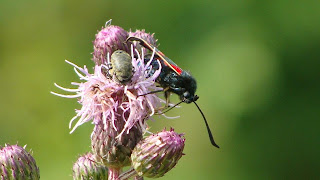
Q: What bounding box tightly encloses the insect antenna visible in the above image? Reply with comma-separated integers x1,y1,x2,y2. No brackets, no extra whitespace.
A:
193,101,220,148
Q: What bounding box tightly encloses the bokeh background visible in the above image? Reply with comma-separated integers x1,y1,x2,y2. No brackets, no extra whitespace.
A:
1,0,319,179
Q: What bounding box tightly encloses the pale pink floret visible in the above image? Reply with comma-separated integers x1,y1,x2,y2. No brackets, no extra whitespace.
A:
52,48,163,136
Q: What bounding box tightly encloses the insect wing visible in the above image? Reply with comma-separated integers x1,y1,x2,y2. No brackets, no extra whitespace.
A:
127,36,183,75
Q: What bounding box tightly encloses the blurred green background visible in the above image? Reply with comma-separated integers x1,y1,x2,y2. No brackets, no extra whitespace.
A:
1,0,319,179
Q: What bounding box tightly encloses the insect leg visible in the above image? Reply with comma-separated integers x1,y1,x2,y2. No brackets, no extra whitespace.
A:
164,90,171,108
102,63,113,79
137,89,164,97
155,100,183,115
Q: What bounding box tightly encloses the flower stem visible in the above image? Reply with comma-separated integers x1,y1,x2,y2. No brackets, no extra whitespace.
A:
119,168,138,180
134,176,144,180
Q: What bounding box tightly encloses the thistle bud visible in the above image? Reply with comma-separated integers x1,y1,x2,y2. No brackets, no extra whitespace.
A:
129,29,158,55
72,152,108,180
91,120,143,168
131,128,185,178
0,144,40,180
93,20,131,65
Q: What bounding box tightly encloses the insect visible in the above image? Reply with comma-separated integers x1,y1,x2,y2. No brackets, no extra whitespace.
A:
108,50,133,84
127,36,219,148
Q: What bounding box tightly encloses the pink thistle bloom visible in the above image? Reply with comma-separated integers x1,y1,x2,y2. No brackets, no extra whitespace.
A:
52,48,163,136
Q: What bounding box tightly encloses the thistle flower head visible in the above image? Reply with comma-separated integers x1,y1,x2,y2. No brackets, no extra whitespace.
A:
92,20,131,65
72,152,108,180
0,144,40,180
131,128,185,178
52,47,163,136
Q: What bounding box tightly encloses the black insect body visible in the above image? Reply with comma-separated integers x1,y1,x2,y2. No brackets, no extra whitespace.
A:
108,50,133,84
128,37,219,148
143,55,197,104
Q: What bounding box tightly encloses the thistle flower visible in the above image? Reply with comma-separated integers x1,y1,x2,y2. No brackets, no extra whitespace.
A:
92,20,131,65
130,128,185,178
129,29,158,55
0,144,40,180
52,47,165,170
52,48,162,133
72,152,108,180
52,20,163,135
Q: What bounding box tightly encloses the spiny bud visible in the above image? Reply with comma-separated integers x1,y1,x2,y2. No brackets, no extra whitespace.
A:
0,144,40,180
129,29,157,55
131,128,185,178
92,20,131,65
72,152,108,180
91,121,143,168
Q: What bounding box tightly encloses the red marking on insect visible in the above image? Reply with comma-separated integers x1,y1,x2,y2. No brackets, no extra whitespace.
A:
171,64,183,75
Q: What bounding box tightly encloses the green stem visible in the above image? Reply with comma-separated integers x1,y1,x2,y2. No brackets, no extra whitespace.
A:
119,168,138,180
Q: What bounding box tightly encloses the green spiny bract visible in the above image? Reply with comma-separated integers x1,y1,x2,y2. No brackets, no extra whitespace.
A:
131,128,185,178
0,144,40,180
72,152,108,180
